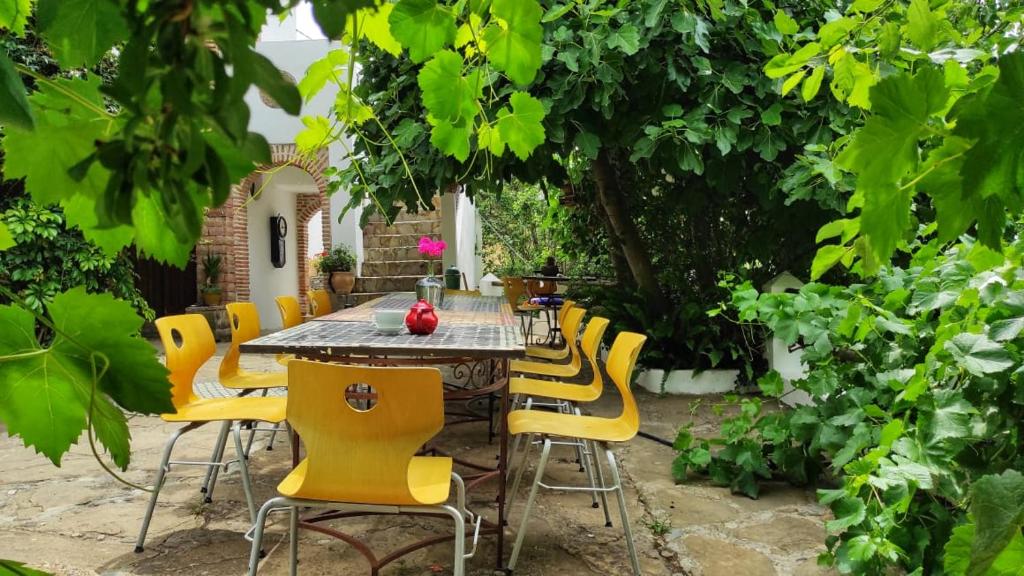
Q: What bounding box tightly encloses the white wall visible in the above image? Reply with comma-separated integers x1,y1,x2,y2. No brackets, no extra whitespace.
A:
247,166,317,330
455,192,480,289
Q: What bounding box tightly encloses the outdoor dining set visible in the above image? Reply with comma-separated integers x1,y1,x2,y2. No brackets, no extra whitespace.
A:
132,281,647,575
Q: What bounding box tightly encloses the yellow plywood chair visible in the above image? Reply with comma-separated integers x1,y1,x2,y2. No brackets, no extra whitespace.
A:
502,276,541,338
307,289,332,318
135,314,287,553
273,295,302,367
219,302,288,391
506,331,647,575
509,307,586,378
275,295,303,329
525,299,576,360
246,361,477,576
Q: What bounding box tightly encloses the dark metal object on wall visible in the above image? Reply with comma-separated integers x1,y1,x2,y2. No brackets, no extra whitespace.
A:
270,215,287,268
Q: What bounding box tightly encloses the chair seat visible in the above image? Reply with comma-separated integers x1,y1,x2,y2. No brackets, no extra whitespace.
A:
277,456,453,506
162,397,287,423
510,358,578,378
276,354,296,367
525,344,569,361
510,376,600,403
508,409,636,443
221,369,288,390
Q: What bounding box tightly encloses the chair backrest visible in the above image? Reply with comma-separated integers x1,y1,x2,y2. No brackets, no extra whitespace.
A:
308,289,332,317
606,331,648,437
284,360,445,505
219,302,262,380
580,316,610,390
561,307,587,372
275,295,303,329
502,277,527,309
558,299,576,324
526,278,557,296
155,314,216,410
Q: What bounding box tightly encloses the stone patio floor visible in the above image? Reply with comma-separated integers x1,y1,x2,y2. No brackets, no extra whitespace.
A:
0,343,835,575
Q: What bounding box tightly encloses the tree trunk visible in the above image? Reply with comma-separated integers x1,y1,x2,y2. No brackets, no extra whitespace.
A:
592,150,667,311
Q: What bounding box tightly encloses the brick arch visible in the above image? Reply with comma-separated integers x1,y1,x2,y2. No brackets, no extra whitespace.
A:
201,144,331,311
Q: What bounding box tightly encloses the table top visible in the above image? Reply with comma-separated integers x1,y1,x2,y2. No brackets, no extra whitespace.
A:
241,293,524,359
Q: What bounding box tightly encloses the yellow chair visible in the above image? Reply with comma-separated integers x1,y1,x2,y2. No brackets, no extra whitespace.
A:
275,295,303,329
503,276,541,338
247,361,476,575
219,302,288,391
307,289,332,318
509,307,586,378
507,331,647,575
511,316,609,407
525,299,576,360
135,314,287,553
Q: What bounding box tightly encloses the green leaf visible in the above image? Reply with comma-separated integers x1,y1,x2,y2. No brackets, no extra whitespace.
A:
0,288,171,468
298,49,349,103
968,471,1024,576
773,11,799,35
354,3,402,57
482,0,543,85
802,66,826,102
811,244,848,279
417,50,481,123
0,0,32,35
944,333,1014,377
990,317,1024,342
574,131,600,159
606,23,641,55
248,52,301,115
2,76,109,207
0,222,13,251
0,51,33,131
428,116,472,162
295,115,332,153
838,67,948,263
61,193,133,254
781,69,807,97
0,559,50,575
36,0,127,68
673,427,693,450
496,91,546,160
311,0,374,39
906,0,941,52
827,496,867,533
476,122,505,156
131,194,194,267
757,371,784,397
760,103,782,126
954,53,1024,204
542,3,573,23
946,523,1024,576
390,0,457,63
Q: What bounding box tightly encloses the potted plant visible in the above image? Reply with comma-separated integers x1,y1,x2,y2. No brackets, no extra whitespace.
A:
318,244,356,294
200,252,224,306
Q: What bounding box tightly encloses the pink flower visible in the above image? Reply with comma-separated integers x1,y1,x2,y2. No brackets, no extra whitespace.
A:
418,236,447,258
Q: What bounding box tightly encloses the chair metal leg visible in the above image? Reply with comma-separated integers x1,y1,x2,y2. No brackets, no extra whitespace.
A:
245,390,270,455
248,497,283,576
135,424,193,553
606,448,641,575
591,440,612,526
204,420,232,503
201,420,231,499
266,424,279,451
508,439,552,571
508,433,536,510
574,408,599,508
289,506,299,576
436,504,466,576
233,423,258,524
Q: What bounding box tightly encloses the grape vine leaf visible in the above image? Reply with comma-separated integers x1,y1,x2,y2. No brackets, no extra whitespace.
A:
496,91,546,160
837,67,947,264
606,23,641,55
906,0,941,52
943,333,1013,377
298,49,349,102
428,115,472,161
389,0,457,63
967,470,1024,576
296,115,332,153
36,0,128,69
0,288,171,468
0,0,32,35
310,0,374,39
944,523,1024,576
0,51,33,130
353,3,402,57
417,50,482,123
954,53,1024,205
131,194,194,267
826,495,867,533
0,559,49,576
482,0,543,85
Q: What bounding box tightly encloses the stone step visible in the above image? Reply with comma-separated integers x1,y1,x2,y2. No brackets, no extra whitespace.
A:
361,259,433,277
362,219,442,237
354,275,422,293
363,233,432,250
365,246,424,262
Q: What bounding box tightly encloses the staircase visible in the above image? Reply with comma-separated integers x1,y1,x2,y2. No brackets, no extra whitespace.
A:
351,204,443,304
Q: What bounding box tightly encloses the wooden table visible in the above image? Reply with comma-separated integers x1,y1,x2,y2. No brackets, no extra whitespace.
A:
241,292,523,571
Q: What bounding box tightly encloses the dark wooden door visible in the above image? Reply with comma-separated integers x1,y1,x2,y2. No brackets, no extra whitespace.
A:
134,251,198,318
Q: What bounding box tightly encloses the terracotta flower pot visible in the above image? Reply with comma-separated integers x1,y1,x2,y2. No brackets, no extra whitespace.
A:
329,270,356,295
202,291,223,306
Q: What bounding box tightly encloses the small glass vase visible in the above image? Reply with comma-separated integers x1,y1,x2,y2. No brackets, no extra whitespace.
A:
415,275,445,307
